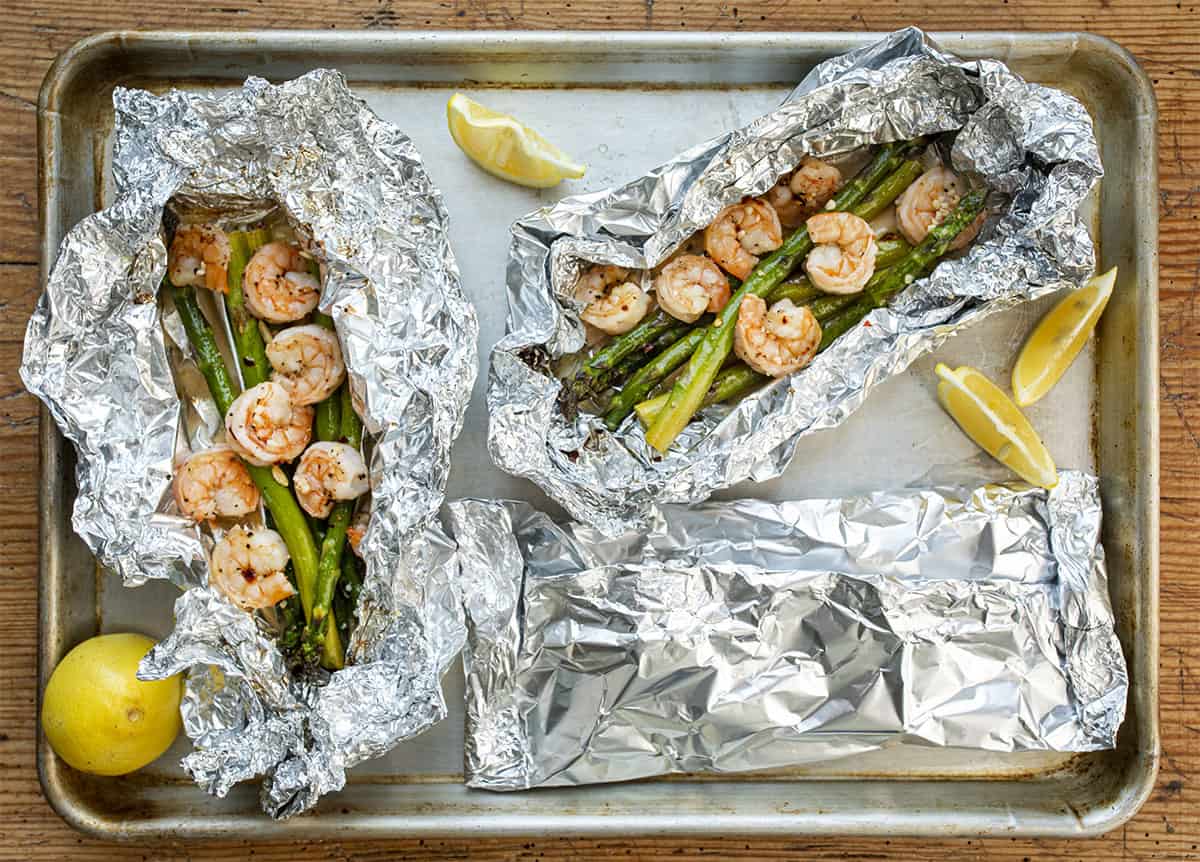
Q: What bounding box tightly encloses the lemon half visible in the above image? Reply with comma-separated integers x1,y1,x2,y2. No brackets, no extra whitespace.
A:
1012,267,1117,407
447,93,586,189
936,363,1058,489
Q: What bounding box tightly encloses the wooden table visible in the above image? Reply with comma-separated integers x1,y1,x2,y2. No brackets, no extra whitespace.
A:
0,2,1193,859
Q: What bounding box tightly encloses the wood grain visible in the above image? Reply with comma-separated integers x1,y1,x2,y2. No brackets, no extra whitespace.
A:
0,2,1196,859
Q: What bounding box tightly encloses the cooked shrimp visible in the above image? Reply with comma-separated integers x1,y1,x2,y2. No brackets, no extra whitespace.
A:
766,157,842,227
346,504,370,557
653,254,731,323
173,445,259,522
243,242,321,323
803,212,878,295
895,166,971,246
169,224,231,294
266,324,345,407
573,265,652,335
704,198,783,280
733,295,822,378
210,525,296,610
225,381,313,466
292,441,369,519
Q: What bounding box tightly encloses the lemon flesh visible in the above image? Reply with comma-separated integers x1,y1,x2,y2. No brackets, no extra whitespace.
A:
1012,267,1117,407
41,633,183,776
447,93,586,189
935,363,1058,489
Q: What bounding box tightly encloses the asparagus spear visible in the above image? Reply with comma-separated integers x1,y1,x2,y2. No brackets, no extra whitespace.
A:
333,550,364,642
635,363,765,426
301,382,363,667
574,310,680,387
225,229,272,388
603,327,709,429
173,285,325,640
634,189,988,426
644,143,913,453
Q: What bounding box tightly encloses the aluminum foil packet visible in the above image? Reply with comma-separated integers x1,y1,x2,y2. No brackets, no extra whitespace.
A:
449,471,1126,790
21,71,478,816
489,27,1103,535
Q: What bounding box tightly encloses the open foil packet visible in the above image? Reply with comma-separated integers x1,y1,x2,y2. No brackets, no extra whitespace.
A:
489,28,1103,535
21,71,478,816
449,472,1127,790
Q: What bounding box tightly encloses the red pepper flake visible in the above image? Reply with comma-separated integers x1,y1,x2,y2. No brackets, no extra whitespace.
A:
863,320,872,328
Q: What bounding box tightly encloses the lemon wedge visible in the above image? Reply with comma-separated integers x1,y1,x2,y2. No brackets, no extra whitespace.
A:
935,363,1058,489
1012,267,1117,407
447,93,586,189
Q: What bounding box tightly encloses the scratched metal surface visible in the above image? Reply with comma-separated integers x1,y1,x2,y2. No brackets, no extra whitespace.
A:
37,31,1158,838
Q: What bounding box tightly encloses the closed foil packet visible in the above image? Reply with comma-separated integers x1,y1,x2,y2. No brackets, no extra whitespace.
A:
21,71,478,816
488,28,1103,535
449,472,1127,790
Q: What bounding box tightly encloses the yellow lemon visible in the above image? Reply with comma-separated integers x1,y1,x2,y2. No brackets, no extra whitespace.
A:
935,363,1058,489
447,93,586,189
41,633,182,776
1012,267,1117,406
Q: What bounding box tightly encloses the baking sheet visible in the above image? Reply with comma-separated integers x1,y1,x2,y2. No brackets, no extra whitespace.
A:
38,30,1158,838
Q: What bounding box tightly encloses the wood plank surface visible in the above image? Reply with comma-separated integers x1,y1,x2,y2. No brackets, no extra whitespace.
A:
0,2,1194,859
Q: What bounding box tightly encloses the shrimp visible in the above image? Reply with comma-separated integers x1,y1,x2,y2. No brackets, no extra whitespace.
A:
210,525,296,610
803,212,878,295
346,505,370,557
704,198,783,280
733,295,822,378
266,324,345,407
173,445,260,522
766,157,843,227
573,265,652,335
225,380,313,466
895,166,972,246
168,224,231,294
243,242,321,323
653,254,731,323
292,441,369,519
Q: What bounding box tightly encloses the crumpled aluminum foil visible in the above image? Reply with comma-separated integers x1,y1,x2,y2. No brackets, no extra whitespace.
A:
449,471,1127,790
488,27,1103,535
21,71,477,816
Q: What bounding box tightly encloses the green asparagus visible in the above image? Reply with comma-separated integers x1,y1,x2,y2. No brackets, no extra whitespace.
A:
302,383,364,667
224,229,272,389
603,327,709,429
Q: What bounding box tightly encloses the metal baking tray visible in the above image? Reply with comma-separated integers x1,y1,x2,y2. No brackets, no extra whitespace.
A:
37,30,1159,839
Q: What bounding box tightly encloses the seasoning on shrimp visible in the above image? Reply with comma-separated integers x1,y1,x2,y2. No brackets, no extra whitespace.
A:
168,224,231,294
293,441,369,519
573,265,652,335
733,295,822,378
225,380,313,466
804,212,878,295
266,324,346,406
243,241,321,323
210,524,296,610
766,156,842,228
894,165,987,251
704,198,783,280
653,254,730,323
173,445,259,522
